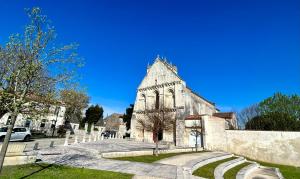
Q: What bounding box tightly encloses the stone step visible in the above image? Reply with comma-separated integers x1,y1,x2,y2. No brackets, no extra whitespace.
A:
180,152,233,178
133,175,167,179
214,157,246,179
236,162,259,179
245,166,284,179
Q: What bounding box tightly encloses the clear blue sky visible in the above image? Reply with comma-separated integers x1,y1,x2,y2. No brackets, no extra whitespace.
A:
0,0,299,115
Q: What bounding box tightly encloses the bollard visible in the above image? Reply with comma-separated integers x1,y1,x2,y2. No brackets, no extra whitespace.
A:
49,141,54,148
82,131,86,143
74,135,78,144
64,131,70,146
33,142,39,150
101,135,104,140
88,134,92,142
93,134,97,142
98,131,101,141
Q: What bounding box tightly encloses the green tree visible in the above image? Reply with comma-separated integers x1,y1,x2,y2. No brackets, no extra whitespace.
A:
122,104,134,130
245,112,300,131
244,93,300,131
84,105,104,131
259,93,300,120
0,7,82,172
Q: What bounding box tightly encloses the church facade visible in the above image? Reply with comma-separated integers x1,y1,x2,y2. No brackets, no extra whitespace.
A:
130,57,237,147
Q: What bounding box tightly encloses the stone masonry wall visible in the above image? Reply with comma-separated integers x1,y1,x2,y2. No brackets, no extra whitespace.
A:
203,117,300,166
225,130,300,166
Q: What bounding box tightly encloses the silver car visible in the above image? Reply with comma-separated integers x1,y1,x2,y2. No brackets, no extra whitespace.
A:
0,127,31,142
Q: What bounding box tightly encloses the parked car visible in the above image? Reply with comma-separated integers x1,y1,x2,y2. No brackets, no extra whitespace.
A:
0,127,31,142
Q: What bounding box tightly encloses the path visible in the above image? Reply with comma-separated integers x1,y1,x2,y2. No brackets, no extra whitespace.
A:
31,139,282,179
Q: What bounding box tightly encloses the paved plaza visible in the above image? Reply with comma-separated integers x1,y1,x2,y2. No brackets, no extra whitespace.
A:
21,139,278,179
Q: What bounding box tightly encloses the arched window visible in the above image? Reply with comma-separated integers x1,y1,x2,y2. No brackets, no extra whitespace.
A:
168,89,176,108
141,94,146,110
155,91,159,109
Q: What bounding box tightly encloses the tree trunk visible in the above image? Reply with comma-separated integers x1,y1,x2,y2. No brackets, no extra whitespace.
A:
155,132,159,156
0,110,18,173
195,133,198,152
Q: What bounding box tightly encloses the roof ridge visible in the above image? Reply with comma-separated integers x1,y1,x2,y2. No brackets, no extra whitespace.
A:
186,86,215,106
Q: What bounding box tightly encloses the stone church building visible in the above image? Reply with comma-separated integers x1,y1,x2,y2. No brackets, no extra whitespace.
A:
130,56,237,147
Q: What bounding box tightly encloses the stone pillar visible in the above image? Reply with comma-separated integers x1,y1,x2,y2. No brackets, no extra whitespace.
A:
88,134,92,142
50,141,54,148
33,142,39,150
101,135,104,140
64,131,70,146
94,134,97,142
81,130,85,143
98,130,101,140
109,134,112,139
74,135,78,144
91,123,94,134
84,123,88,133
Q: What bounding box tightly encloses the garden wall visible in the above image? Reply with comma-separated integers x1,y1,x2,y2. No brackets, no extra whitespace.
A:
203,116,300,166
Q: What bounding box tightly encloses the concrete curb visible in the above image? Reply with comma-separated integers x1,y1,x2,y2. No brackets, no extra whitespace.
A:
102,148,203,158
214,157,245,179
275,168,285,179
179,153,233,178
236,162,259,179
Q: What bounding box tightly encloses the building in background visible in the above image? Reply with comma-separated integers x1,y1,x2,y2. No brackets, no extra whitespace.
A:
130,57,237,147
104,113,127,137
0,104,66,136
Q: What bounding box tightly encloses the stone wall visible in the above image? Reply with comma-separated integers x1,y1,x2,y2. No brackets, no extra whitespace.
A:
225,130,300,166
203,117,300,166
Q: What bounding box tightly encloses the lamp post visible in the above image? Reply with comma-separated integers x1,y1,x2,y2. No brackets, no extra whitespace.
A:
52,106,60,137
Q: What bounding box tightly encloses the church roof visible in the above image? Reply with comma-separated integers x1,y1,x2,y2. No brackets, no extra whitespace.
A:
186,86,215,106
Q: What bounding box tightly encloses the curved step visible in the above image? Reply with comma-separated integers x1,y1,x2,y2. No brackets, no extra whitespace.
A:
214,157,245,179
190,153,233,172
236,162,259,179
246,166,284,179
180,152,233,178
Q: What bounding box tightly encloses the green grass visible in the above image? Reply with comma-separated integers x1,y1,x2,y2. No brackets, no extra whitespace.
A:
248,159,300,179
1,163,133,179
192,157,237,179
223,162,251,179
110,151,205,163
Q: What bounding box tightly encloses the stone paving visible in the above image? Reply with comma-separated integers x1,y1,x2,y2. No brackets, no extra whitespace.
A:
28,139,282,179
35,143,177,179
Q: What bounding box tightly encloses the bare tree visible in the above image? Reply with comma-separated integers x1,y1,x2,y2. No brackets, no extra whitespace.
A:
190,120,202,152
236,104,260,128
0,7,82,172
143,109,176,156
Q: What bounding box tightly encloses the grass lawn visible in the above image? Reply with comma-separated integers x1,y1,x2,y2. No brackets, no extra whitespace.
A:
249,159,300,179
223,162,251,179
192,157,237,179
110,151,205,163
1,163,133,179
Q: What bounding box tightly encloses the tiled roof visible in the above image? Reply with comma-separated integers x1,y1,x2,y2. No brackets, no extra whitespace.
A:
185,114,206,120
213,112,235,119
